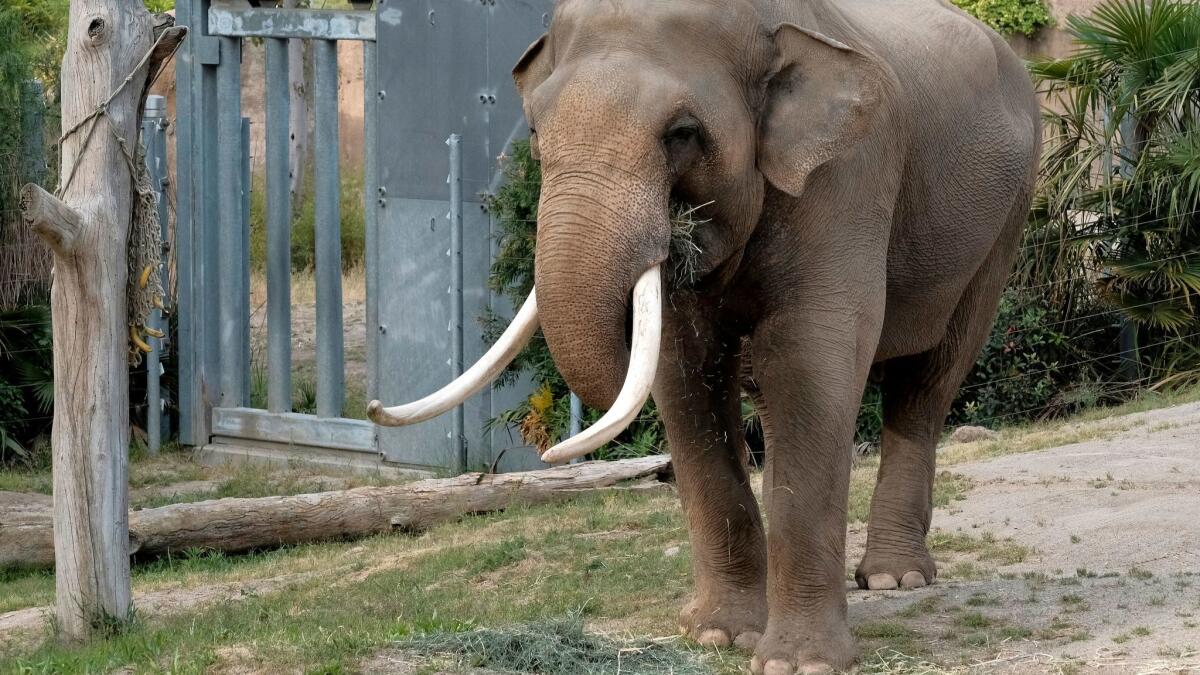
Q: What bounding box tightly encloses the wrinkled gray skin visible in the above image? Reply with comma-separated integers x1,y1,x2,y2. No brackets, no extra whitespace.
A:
514,0,1039,671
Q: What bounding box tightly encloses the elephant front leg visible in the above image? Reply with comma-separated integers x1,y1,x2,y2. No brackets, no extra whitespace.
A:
750,313,870,674
655,305,766,650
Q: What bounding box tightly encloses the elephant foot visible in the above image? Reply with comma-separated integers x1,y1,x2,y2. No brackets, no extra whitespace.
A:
750,617,856,674
854,547,937,590
679,590,765,651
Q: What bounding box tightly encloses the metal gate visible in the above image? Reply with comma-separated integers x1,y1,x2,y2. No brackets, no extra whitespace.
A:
173,0,550,473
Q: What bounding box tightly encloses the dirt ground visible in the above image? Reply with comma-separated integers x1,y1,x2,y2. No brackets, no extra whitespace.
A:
845,401,1200,673
3,400,1197,673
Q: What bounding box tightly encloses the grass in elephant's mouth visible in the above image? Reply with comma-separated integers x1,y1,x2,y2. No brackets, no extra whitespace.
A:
667,200,711,288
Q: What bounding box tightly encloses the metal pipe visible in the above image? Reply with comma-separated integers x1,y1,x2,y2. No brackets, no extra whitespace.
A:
143,95,167,455
568,392,583,464
364,39,379,403
569,392,582,438
447,134,466,473
265,37,292,412
314,39,345,418
241,116,252,402
217,36,246,407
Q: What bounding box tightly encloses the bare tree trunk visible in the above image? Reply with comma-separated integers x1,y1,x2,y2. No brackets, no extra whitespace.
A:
20,0,183,643
285,0,311,210
0,456,673,568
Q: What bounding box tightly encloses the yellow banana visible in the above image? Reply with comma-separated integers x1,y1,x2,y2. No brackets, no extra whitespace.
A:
130,326,152,353
143,326,165,338
138,264,153,289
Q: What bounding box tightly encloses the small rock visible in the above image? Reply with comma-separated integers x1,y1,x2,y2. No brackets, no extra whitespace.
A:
663,545,681,558
346,546,366,555
949,425,998,444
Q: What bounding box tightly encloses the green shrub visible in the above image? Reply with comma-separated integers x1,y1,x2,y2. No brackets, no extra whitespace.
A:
0,304,53,467
951,0,1053,36
248,170,367,272
1031,0,1200,387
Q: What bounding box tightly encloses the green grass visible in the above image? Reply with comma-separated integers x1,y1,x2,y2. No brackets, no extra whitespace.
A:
0,489,715,673
927,530,1030,566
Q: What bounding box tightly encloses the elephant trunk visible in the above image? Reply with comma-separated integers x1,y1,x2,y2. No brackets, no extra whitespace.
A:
534,167,670,410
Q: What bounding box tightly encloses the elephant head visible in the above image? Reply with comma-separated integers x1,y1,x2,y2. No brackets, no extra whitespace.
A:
369,0,890,462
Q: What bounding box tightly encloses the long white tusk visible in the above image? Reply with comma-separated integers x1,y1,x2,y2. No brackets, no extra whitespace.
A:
540,266,662,464
367,291,540,426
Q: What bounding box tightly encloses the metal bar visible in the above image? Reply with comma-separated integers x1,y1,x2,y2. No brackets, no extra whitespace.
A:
241,116,252,401
314,39,344,418
265,37,292,413
208,6,376,41
447,134,465,474
174,0,196,444
364,39,379,403
217,36,246,407
143,96,167,455
151,100,172,446
569,393,582,438
201,59,222,431
211,407,376,453
568,392,583,464
20,80,46,186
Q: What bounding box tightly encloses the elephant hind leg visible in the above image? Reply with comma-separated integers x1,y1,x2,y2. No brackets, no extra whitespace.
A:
857,212,1024,591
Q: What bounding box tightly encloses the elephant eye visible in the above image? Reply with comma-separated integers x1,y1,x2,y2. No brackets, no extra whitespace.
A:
663,117,704,174
664,119,701,144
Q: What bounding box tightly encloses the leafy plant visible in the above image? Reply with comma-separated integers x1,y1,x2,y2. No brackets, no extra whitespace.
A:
0,304,54,466
951,0,1053,37
1030,0,1200,386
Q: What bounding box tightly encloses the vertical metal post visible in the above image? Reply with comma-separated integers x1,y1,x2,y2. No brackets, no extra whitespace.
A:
20,80,46,186
217,36,247,407
364,39,380,403
143,95,168,455
447,134,466,474
241,117,253,400
175,0,222,446
567,392,584,464
569,393,582,438
314,39,345,417
265,38,293,413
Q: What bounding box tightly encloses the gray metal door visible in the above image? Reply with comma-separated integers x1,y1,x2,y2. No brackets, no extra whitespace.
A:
374,0,550,471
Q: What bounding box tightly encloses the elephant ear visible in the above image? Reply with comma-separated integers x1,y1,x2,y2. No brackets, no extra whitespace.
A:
758,23,888,196
513,34,552,158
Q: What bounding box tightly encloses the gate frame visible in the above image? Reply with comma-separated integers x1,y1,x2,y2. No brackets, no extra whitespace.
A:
173,0,549,473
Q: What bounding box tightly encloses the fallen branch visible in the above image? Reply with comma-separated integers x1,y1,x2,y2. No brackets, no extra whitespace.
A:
0,456,672,569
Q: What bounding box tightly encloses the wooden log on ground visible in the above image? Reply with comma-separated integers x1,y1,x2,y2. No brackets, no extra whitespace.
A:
0,455,672,568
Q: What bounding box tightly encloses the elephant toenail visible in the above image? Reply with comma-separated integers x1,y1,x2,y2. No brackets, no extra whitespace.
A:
750,655,764,673
797,660,835,674
697,628,731,647
734,631,762,650
867,573,899,590
764,658,796,675
900,571,927,589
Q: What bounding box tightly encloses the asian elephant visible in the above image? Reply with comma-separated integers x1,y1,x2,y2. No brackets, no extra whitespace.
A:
370,0,1040,671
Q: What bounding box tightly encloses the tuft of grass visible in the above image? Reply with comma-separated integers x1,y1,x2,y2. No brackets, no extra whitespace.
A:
965,593,1000,607
927,530,1029,566
957,611,992,629
1129,566,1155,581
397,608,714,675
